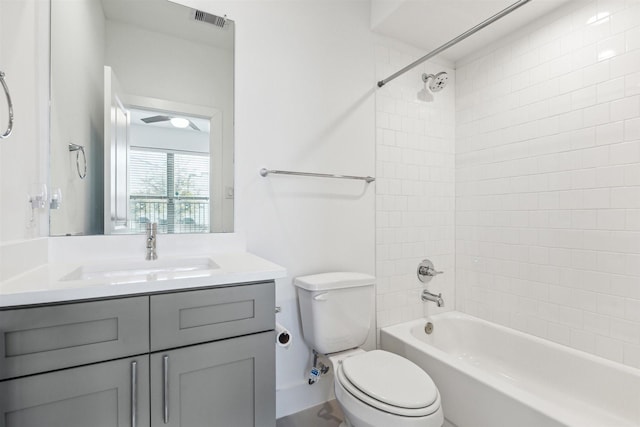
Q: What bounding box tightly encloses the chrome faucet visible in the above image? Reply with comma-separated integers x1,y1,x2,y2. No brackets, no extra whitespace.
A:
422,289,444,307
146,222,158,260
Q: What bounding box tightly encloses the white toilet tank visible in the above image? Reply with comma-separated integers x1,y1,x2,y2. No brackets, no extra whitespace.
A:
294,272,375,354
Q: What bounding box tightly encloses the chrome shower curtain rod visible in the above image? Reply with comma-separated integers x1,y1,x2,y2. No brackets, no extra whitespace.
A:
377,0,533,88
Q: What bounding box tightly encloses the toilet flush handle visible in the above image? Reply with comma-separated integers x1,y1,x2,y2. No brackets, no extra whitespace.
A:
313,292,328,301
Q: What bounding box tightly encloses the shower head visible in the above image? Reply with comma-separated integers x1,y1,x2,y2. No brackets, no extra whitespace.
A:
422,71,449,92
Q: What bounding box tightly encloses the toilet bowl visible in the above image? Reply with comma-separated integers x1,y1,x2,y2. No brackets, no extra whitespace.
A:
294,272,444,427
329,349,443,427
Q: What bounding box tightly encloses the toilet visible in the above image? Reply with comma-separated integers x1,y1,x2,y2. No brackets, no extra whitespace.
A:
294,272,443,427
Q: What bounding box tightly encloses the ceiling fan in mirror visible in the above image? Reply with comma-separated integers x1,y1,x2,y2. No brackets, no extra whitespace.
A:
140,115,201,131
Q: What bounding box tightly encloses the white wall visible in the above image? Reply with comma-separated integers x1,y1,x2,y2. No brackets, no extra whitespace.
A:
237,3,377,416
0,0,48,242
374,40,456,330
456,0,640,369
370,0,404,30
106,20,233,113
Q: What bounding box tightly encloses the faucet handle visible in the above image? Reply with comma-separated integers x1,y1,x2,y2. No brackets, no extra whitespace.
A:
145,222,158,260
417,259,444,283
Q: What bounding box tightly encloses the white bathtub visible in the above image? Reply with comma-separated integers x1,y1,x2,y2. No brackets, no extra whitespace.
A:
380,312,640,427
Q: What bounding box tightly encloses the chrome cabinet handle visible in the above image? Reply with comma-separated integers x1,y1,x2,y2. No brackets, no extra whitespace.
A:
131,361,137,427
163,355,169,424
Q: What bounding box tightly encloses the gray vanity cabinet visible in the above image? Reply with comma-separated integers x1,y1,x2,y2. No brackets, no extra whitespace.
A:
0,355,150,427
150,331,275,427
0,280,276,427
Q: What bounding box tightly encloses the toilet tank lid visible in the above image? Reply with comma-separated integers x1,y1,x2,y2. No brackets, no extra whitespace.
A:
294,272,375,291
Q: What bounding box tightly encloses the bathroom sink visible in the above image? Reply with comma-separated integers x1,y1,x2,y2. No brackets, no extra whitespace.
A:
60,257,220,283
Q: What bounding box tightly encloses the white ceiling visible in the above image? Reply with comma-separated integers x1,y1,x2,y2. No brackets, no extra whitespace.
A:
371,0,572,64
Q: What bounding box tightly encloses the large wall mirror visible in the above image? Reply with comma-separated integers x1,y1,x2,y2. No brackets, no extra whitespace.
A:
50,0,234,236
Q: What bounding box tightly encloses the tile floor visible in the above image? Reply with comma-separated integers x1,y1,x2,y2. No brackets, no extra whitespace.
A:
276,400,344,427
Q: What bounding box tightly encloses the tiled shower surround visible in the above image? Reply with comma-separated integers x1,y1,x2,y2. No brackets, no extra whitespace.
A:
455,0,640,368
375,44,456,330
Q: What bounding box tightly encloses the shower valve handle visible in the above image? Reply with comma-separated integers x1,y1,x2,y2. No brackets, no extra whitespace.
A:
417,259,444,283
420,266,443,276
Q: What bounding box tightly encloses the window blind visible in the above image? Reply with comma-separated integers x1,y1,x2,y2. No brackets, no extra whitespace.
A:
128,148,210,233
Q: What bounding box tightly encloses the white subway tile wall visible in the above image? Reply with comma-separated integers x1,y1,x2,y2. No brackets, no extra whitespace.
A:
456,0,640,368
375,44,456,330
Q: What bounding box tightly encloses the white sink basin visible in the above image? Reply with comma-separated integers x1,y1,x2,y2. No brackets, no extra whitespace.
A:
61,257,219,283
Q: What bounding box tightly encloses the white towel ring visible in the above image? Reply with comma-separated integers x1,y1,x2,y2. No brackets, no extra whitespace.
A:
0,71,14,139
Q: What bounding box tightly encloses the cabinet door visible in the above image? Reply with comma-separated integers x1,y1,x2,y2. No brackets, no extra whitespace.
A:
150,331,275,427
0,356,150,427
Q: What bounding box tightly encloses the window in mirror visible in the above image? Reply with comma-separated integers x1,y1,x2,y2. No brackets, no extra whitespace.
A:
127,108,211,234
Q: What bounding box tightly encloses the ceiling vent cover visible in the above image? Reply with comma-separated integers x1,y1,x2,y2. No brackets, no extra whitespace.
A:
193,10,227,28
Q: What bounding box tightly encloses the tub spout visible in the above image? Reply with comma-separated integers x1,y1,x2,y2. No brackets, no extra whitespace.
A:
422,290,444,307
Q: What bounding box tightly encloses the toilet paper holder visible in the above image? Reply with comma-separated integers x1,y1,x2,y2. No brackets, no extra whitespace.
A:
274,306,292,349
276,322,291,347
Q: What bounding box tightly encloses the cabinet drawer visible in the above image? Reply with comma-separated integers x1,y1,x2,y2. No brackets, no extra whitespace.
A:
150,282,274,351
0,297,149,380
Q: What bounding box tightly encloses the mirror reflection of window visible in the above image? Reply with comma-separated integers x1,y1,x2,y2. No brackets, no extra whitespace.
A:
127,108,210,234
129,151,210,234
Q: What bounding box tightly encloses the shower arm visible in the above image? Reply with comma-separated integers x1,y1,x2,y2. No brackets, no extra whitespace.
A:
377,0,533,88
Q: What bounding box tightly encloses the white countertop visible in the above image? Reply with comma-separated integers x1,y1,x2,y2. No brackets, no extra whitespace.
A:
0,252,287,308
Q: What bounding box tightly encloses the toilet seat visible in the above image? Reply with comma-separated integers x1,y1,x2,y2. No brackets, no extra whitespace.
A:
336,350,440,417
